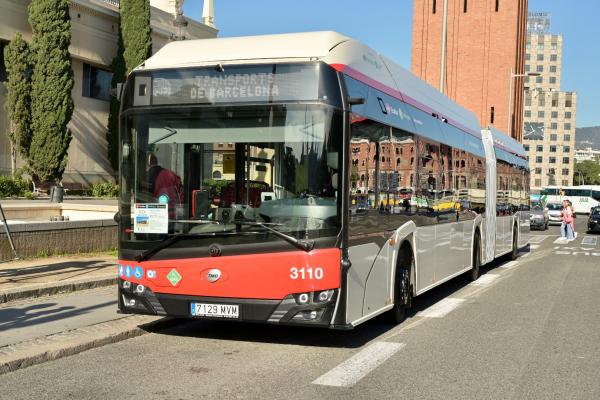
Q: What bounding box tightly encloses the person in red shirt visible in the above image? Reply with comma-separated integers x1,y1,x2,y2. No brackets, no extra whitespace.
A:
146,153,184,218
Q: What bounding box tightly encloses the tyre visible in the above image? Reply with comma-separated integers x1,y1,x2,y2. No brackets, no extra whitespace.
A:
510,225,518,260
544,221,549,231
468,232,481,281
387,245,413,325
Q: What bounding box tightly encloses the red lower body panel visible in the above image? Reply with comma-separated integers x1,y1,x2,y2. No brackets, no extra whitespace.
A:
119,248,341,300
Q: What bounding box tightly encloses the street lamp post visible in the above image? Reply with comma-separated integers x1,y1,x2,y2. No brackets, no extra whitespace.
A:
508,69,540,137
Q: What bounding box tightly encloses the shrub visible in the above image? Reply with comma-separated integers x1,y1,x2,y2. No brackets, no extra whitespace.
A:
91,181,119,198
0,176,28,197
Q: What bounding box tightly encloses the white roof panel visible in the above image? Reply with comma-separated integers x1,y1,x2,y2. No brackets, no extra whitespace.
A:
140,31,350,70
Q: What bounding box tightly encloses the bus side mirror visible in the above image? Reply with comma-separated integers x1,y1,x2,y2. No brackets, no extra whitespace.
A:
113,211,121,223
347,97,365,106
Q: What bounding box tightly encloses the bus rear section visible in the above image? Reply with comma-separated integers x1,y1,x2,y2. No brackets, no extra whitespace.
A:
117,61,347,327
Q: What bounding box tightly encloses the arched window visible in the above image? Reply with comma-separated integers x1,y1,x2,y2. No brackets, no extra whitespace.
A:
212,171,222,179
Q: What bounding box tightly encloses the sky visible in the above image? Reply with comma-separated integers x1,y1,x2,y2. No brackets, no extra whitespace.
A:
183,0,600,128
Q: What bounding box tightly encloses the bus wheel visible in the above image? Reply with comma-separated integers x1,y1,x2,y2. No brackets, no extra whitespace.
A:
510,225,519,260
387,246,413,325
468,232,481,281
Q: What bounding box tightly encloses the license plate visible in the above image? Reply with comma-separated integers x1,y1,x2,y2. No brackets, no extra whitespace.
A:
190,303,239,319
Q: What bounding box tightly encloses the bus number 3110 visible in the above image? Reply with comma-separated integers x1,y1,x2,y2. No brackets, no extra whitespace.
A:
290,267,324,280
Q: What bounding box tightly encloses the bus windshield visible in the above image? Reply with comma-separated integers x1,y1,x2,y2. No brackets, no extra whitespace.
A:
120,104,342,246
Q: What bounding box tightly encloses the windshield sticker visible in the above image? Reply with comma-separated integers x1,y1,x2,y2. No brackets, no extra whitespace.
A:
134,203,169,234
158,194,169,204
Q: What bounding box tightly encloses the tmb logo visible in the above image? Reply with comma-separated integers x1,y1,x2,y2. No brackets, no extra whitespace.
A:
207,269,222,283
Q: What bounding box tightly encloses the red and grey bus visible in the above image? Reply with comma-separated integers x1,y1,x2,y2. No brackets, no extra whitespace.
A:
116,31,530,328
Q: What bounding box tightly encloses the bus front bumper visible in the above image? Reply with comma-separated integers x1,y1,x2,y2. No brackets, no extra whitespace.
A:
118,279,339,327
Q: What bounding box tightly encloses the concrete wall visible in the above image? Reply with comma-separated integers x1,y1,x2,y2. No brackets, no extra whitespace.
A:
0,0,217,185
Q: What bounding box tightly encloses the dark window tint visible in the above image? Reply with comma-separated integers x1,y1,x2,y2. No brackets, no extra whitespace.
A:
546,203,562,210
82,63,113,101
0,41,7,82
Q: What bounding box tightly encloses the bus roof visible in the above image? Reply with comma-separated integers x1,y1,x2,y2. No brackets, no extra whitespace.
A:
138,31,522,161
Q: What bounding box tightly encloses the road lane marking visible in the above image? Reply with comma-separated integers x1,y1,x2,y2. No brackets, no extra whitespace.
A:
582,236,597,246
418,298,465,318
553,238,568,244
472,274,499,286
312,342,405,387
529,235,548,244
529,244,540,250
500,260,519,269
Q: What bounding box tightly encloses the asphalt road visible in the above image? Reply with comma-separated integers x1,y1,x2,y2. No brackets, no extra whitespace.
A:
1,219,599,399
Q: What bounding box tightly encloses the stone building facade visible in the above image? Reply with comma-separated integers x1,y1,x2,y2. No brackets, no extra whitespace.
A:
522,14,577,190
0,0,217,186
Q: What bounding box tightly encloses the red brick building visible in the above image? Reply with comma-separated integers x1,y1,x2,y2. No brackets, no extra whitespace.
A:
412,0,528,142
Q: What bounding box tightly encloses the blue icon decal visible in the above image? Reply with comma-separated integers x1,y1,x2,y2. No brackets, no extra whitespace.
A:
147,270,157,279
125,265,133,279
134,266,144,280
118,265,124,277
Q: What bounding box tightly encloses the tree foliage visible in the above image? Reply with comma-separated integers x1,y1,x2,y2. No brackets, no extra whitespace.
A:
27,0,74,183
107,0,152,173
574,160,600,185
107,31,126,172
3,33,33,164
121,0,152,74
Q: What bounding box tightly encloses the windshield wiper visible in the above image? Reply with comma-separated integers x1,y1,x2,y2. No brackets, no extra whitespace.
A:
149,126,178,145
234,220,314,252
135,232,234,262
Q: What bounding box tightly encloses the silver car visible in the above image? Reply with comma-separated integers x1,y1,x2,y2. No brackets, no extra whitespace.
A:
546,202,563,225
530,199,549,230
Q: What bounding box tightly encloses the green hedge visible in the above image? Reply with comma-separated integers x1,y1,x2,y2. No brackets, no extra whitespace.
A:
91,181,119,198
0,176,29,197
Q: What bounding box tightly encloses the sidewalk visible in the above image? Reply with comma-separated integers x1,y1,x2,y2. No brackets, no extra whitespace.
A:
0,254,118,304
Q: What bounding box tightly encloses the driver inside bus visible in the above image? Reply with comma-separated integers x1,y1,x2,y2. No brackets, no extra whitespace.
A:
146,152,184,217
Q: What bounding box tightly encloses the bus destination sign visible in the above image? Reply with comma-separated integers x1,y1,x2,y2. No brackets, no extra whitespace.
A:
151,65,319,105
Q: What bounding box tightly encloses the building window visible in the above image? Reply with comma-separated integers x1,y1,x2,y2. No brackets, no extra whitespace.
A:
549,77,556,84
550,54,557,61
549,168,556,175
526,43,531,51
537,111,545,118
536,145,543,152
551,43,558,50
551,100,558,108
565,112,572,119
562,179,569,186
550,145,557,153
550,122,558,130
537,43,544,50
536,76,543,83
536,65,544,72
536,156,543,163
535,167,542,174
564,134,571,142
525,96,532,106
525,54,530,61
565,99,572,107
82,63,113,101
564,123,571,130
550,134,557,141
564,146,570,153
535,178,541,186
551,111,558,118
524,144,530,151
537,54,544,61
550,65,557,73
549,157,556,164
525,64,531,72
562,157,570,164
562,168,569,176
524,110,531,118
0,41,7,82
538,96,545,107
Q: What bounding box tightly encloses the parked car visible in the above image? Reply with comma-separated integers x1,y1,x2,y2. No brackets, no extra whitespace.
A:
588,206,600,233
529,199,549,230
546,202,563,225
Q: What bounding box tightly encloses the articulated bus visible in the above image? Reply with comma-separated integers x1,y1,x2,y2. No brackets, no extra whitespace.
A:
116,32,529,328
540,186,600,214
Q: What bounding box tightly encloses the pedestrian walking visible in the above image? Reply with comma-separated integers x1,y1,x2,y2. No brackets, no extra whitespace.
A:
561,200,575,240
567,200,577,240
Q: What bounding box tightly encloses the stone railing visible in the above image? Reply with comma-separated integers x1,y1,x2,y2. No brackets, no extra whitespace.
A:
101,0,120,7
